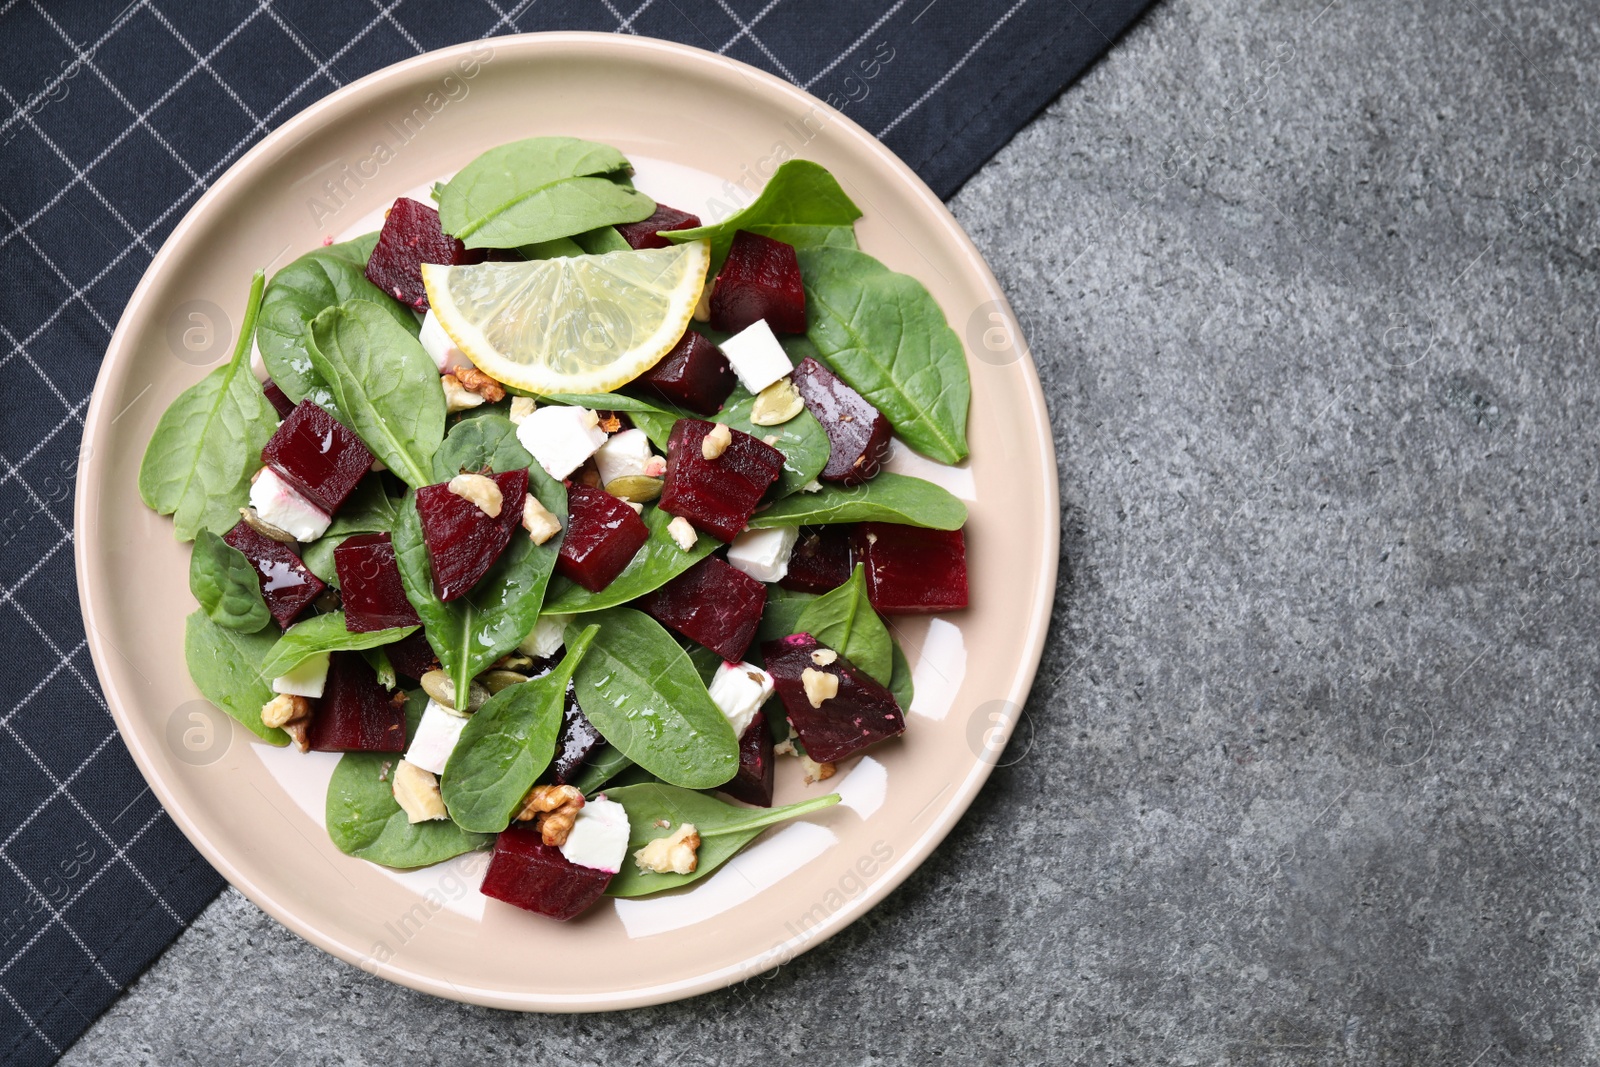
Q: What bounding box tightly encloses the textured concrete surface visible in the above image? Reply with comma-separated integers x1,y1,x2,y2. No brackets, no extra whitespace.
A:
63,0,1600,1063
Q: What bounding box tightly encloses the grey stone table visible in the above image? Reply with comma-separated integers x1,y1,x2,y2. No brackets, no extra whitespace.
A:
63,0,1600,1062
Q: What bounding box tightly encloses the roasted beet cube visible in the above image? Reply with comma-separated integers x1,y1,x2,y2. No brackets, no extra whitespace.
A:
781,526,853,594
853,524,968,614
763,633,905,763
480,824,612,921
791,357,891,486
555,485,650,593
260,401,374,515
415,470,528,601
635,331,736,416
262,378,295,418
719,716,775,807
550,686,605,785
222,521,325,629
660,419,784,541
710,230,806,334
365,197,485,311
334,532,421,632
385,630,439,681
639,556,767,662
614,203,702,250
308,652,407,752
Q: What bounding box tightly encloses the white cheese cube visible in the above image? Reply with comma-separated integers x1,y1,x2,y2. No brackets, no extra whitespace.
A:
249,467,331,542
516,405,608,480
593,428,657,486
717,319,793,393
560,795,631,873
517,614,571,660
404,698,470,775
709,661,774,738
419,309,474,375
726,525,799,583
271,651,330,697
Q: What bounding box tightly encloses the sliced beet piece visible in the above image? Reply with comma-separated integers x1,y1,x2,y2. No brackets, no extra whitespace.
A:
262,378,295,419
222,521,325,629
386,630,439,681
762,633,905,763
710,230,806,334
719,716,775,807
635,331,736,416
615,203,702,250
555,485,650,593
480,824,612,921
659,419,784,541
260,401,374,515
415,470,528,601
853,523,968,614
638,556,766,662
307,652,408,752
364,197,485,311
790,357,892,486
334,532,421,632
781,525,853,594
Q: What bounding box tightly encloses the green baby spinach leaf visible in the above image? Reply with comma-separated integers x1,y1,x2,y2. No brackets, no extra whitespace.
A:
257,234,417,411
392,469,567,703
258,612,417,678
306,299,446,489
541,504,718,613
749,472,966,530
361,646,397,690
438,136,655,249
440,625,597,832
139,270,279,541
666,160,861,269
300,477,403,586
569,747,634,796
718,387,828,498
188,530,270,632
794,564,892,686
572,226,631,254
326,691,493,868
184,610,287,745
757,588,815,643
518,236,586,260
570,609,738,789
432,413,532,480
795,245,970,464
603,783,841,897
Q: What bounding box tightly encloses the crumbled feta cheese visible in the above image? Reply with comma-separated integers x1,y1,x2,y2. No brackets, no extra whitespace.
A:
593,428,656,486
801,479,824,493
516,405,607,479
249,467,331,541
518,614,571,659
271,650,330,697
559,795,631,873
717,319,793,393
709,661,774,738
666,515,698,551
726,525,799,583
419,309,474,375
404,698,470,775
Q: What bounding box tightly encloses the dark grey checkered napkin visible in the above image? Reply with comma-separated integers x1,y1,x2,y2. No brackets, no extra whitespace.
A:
0,0,1150,1060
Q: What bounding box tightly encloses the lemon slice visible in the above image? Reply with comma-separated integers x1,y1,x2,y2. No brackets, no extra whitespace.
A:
421,240,709,395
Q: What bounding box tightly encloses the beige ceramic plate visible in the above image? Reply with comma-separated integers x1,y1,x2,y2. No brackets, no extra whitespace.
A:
75,33,1058,1010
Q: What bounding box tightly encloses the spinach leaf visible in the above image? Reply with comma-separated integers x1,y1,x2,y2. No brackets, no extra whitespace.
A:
570,610,738,789
718,386,828,498
258,612,418,678
256,234,417,410
361,646,397,690
432,413,531,481
139,270,279,541
392,468,567,703
518,236,586,260
794,245,971,464
188,530,270,632
440,625,597,832
437,136,655,249
184,610,286,745
572,226,631,254
299,477,403,586
542,504,717,614
749,472,966,530
757,588,815,643
326,691,492,868
603,783,840,897
666,160,861,269
570,748,634,796
888,638,914,709
306,299,446,489
794,564,892,686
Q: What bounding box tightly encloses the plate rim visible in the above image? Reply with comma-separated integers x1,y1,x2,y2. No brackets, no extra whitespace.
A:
73,30,1060,1011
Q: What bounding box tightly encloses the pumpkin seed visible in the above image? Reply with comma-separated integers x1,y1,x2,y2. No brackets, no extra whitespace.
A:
239,506,297,544
420,668,490,712
481,669,530,694
750,378,803,426
605,475,664,503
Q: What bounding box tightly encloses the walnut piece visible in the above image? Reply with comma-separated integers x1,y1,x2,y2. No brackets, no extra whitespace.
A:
440,374,487,413
701,423,733,461
801,753,836,784
801,666,839,708
516,784,585,846
448,472,503,518
633,823,701,875
521,496,562,544
454,366,507,403
810,648,838,667
509,396,537,424
261,694,313,751
392,760,448,823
